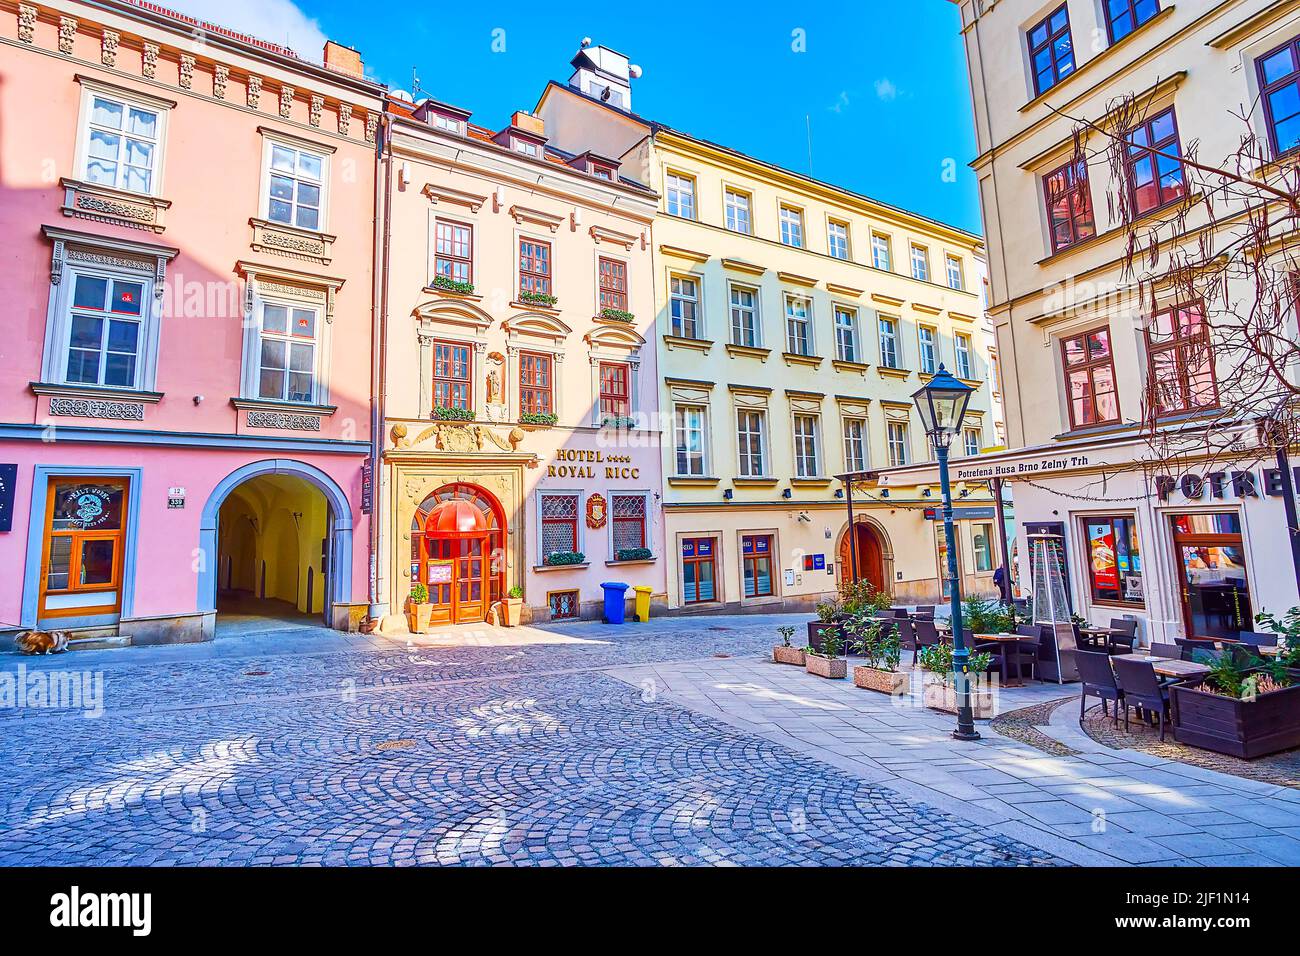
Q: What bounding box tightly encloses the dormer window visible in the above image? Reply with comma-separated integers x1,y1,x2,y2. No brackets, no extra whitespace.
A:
592,164,614,181
432,113,465,136
513,137,541,157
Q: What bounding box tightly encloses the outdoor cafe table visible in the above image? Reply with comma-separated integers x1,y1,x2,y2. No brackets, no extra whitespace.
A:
1079,626,1128,652
1111,654,1211,680
973,633,1028,687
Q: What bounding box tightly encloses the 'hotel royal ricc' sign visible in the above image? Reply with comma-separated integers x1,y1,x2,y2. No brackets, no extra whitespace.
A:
545,449,640,481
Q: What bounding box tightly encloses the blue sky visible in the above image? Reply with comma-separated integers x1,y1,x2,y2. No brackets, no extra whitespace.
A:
173,0,982,234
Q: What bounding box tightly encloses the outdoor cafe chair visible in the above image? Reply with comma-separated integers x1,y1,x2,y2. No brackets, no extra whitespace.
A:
1076,650,1124,725
896,618,919,665
1111,656,1174,741
1238,631,1279,647
913,605,936,620
1107,618,1138,654
913,619,942,657
1149,642,1182,660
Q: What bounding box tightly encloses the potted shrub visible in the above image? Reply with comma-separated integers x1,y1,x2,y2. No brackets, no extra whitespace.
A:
918,642,995,717
1171,648,1300,758
807,598,841,649
502,585,524,627
772,624,805,666
963,595,1017,635
406,583,433,633
848,617,907,695
805,624,847,679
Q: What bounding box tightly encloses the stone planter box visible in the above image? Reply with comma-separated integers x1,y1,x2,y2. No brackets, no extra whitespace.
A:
853,665,908,695
773,645,807,666
1171,679,1300,759
805,654,847,679
502,598,523,627
922,672,995,718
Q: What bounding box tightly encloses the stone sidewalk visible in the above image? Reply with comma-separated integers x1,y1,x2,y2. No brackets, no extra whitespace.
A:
608,655,1300,866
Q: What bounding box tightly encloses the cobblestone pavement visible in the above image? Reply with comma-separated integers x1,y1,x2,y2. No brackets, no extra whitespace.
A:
0,615,1062,866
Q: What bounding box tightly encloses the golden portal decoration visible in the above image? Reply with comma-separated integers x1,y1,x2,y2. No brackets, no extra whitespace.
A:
586,493,608,530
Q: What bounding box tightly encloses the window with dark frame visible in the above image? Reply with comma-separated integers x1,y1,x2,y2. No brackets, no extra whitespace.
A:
741,534,774,598
611,493,647,554
599,361,630,419
1146,303,1218,416
1084,514,1144,605
1103,0,1160,45
1258,37,1300,158
1043,159,1096,253
598,256,628,312
432,340,472,411
681,537,717,604
1027,5,1075,97
518,351,553,415
1061,326,1119,428
1126,106,1185,215
434,220,472,284
518,238,552,297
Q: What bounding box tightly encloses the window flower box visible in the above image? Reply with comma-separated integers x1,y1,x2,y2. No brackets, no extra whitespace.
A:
433,406,475,422
432,275,476,296
518,290,559,308
519,411,558,426
599,307,635,323
615,547,652,562
600,416,637,430
544,550,586,567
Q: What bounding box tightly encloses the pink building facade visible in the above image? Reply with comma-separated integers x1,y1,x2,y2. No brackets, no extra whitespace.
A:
0,0,384,643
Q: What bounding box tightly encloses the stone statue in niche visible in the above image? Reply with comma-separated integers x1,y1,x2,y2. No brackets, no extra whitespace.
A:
486,368,502,405
484,351,508,422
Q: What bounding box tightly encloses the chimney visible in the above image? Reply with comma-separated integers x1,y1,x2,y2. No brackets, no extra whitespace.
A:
323,40,364,78
568,40,639,111
512,110,545,137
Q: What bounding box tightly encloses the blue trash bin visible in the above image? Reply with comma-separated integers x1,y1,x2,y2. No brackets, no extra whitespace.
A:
601,582,630,624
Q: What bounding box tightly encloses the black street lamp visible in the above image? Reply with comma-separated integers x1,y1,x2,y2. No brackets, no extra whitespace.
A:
912,364,979,741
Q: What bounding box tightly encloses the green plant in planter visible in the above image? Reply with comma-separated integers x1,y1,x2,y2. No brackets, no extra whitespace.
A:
518,411,559,426
615,547,653,561
847,617,899,672
600,415,638,430
963,595,1017,633
777,625,796,648
918,641,991,682
544,550,586,566
599,307,635,323
408,583,429,604
1256,607,1300,668
507,585,523,599
433,405,476,422
432,274,475,295
816,625,844,658
837,580,894,617
815,599,840,623
518,290,559,307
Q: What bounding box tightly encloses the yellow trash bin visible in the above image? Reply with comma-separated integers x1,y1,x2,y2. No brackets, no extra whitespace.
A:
632,585,652,623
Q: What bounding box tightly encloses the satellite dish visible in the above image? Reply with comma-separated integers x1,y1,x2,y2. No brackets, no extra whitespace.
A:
629,64,643,79
415,97,431,108
391,89,414,103
600,86,610,102
580,37,592,48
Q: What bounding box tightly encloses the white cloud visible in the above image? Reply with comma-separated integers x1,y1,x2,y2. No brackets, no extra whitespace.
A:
830,90,851,114
873,77,899,102
162,0,328,59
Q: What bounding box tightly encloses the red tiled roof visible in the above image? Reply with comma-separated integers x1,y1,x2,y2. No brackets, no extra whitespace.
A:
121,0,302,59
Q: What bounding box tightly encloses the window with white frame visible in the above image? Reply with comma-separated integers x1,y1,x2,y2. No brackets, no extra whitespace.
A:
779,205,804,247
257,300,320,403
843,417,866,472
266,141,326,231
670,275,700,338
910,244,930,282
730,284,760,347
63,271,148,389
432,111,466,136
871,233,892,271
828,220,850,260
945,254,964,291
918,325,938,374
887,420,909,466
512,137,541,158
879,315,900,368
665,172,696,218
737,409,766,477
80,90,163,195
725,188,752,234
833,306,858,363
610,492,648,555
433,219,472,285
954,332,973,379
785,295,812,355
793,414,820,477
674,405,708,476
963,426,981,457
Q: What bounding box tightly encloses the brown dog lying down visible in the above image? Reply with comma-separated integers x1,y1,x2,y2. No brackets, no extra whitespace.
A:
13,630,70,655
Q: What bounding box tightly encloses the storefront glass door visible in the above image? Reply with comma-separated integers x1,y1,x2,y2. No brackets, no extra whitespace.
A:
40,477,128,621
1170,513,1253,641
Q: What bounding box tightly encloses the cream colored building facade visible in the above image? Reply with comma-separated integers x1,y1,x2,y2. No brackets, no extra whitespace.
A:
539,45,1002,612
939,0,1300,642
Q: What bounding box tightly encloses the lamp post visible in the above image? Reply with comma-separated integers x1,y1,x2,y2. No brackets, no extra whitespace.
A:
912,365,979,741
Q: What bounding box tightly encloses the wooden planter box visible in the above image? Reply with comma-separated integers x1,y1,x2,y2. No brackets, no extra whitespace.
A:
805,654,847,679
922,672,995,718
853,665,908,695
773,645,807,666
502,598,523,627
406,603,434,634
1171,680,1300,759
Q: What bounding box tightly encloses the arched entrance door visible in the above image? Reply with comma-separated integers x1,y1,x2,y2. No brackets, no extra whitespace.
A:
839,520,886,592
412,483,507,625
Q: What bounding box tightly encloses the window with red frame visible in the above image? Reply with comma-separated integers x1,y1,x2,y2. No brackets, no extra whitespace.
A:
540,493,579,560
1126,107,1184,215
1061,326,1120,428
433,220,472,284
599,362,630,419
432,340,472,411
1146,304,1217,416
1043,160,1096,253
598,257,628,312
1258,37,1300,157
519,238,552,297
1027,5,1075,96
518,351,553,415
611,494,647,555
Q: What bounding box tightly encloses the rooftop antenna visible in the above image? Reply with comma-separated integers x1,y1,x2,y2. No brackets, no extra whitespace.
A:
805,114,814,176
411,67,422,96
